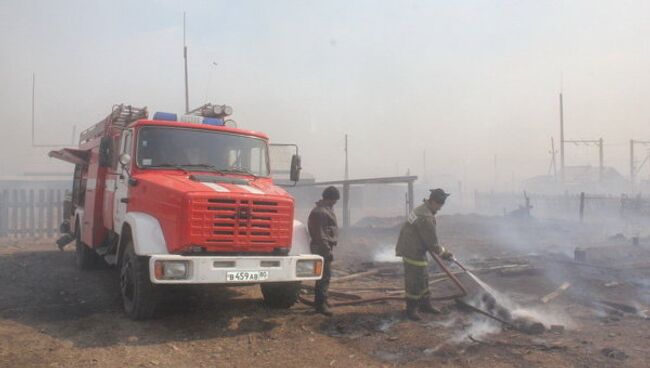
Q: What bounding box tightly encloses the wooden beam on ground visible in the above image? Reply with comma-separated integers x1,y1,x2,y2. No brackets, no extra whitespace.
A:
331,269,380,282
540,282,571,304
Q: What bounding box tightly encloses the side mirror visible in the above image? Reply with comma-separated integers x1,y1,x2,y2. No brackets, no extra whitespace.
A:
99,137,113,167
119,153,132,166
290,154,301,182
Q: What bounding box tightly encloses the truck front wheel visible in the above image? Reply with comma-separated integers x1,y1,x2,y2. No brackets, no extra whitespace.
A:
261,282,301,309
120,241,160,320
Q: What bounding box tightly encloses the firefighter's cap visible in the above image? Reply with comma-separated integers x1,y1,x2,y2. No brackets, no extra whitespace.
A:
429,188,450,204
322,186,341,201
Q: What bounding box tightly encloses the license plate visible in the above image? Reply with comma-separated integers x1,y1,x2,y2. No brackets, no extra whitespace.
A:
226,271,269,282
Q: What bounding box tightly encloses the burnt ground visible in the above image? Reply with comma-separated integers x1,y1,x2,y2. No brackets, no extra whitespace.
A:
1,214,650,368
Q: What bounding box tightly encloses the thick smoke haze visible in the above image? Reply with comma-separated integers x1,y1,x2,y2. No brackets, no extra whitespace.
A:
1,0,649,191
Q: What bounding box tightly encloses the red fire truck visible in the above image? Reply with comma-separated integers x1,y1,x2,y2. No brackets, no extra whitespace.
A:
50,104,323,320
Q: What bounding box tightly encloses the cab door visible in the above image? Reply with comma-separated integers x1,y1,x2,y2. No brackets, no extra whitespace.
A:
113,129,133,234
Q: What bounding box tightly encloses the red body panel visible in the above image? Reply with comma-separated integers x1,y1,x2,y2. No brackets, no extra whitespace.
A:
127,172,294,254
79,144,108,247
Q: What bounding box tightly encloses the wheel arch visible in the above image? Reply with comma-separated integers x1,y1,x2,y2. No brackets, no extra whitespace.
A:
116,212,168,266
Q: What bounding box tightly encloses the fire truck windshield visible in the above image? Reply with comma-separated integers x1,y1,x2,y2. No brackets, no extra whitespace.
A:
136,126,270,177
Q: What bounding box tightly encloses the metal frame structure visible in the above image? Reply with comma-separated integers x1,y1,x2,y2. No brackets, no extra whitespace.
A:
298,175,418,229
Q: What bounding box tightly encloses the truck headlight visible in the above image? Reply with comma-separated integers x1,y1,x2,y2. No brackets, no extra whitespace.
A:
296,259,322,277
154,260,190,280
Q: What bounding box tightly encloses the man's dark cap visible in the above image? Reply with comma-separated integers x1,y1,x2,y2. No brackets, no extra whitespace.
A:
322,186,341,200
429,188,450,204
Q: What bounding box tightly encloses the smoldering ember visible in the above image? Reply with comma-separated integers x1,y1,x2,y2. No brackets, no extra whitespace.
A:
1,2,650,368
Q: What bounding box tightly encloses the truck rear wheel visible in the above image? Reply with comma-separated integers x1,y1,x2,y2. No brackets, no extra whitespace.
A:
120,241,160,320
75,229,98,270
261,282,301,309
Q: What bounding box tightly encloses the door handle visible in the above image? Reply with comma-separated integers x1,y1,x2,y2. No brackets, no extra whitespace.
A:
120,198,129,204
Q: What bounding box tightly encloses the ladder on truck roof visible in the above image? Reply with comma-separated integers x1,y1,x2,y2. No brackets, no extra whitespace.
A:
79,104,148,143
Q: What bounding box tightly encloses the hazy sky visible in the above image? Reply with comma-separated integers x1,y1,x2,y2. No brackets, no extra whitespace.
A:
1,0,649,190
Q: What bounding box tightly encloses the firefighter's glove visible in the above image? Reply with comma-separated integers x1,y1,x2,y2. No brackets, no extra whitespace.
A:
440,250,454,261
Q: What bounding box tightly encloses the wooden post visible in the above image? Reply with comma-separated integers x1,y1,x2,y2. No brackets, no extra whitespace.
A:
342,183,350,230
579,192,585,222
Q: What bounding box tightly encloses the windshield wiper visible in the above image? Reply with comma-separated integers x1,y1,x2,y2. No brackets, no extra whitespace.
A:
191,163,226,174
151,163,254,177
153,163,191,174
152,163,223,175
221,167,258,178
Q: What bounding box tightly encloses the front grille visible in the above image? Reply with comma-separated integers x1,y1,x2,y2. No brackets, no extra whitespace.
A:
189,196,293,251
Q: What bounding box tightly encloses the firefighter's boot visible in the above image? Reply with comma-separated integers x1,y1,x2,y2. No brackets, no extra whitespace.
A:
419,298,441,314
405,300,422,321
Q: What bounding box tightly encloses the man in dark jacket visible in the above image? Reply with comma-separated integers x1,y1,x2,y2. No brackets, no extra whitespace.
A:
395,188,454,321
307,186,340,316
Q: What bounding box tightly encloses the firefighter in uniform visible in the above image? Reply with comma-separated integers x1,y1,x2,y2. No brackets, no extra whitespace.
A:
307,186,340,316
395,188,454,321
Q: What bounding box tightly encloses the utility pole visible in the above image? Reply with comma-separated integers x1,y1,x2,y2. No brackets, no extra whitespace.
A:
344,134,349,180
183,12,189,113
32,73,35,145
342,134,350,230
630,139,650,184
560,92,565,183
598,137,604,182
549,137,558,178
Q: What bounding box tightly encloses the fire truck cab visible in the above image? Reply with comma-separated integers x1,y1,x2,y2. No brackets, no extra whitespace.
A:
50,104,323,320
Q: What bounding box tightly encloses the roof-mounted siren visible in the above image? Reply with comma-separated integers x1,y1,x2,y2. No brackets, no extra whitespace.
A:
189,103,238,128
152,112,178,121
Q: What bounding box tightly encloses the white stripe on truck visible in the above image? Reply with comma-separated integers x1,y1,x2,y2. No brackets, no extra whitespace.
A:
202,183,230,192
236,185,264,194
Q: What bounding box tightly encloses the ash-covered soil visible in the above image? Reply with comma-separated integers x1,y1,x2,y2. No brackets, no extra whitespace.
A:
1,214,649,368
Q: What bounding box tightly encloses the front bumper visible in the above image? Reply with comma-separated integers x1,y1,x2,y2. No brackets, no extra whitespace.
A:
148,254,323,284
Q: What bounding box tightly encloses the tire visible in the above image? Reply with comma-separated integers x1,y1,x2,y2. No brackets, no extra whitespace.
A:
120,241,160,320
261,282,301,309
75,229,97,270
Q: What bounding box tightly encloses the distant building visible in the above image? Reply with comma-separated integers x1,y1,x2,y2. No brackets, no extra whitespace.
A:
523,165,631,194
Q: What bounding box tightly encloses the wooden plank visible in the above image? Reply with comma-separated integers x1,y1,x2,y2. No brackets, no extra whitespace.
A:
47,189,54,238
20,189,27,238
38,189,45,237
56,189,63,233
29,189,35,237
0,190,7,237
540,282,571,304
11,189,18,237
331,269,380,283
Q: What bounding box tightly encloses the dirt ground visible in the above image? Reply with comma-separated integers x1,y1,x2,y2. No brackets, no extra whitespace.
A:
1,214,649,368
